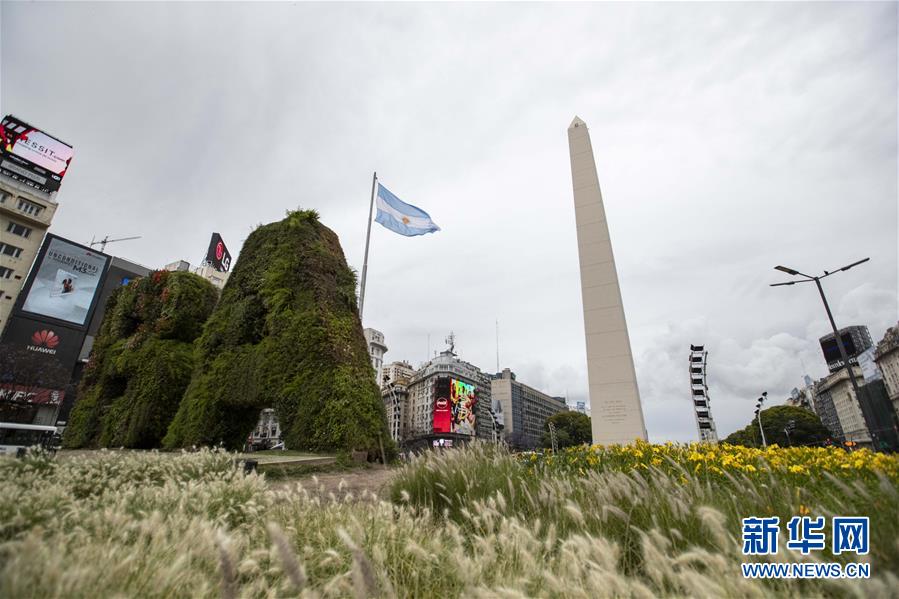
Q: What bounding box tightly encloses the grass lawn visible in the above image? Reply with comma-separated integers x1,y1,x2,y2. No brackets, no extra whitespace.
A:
1,443,896,597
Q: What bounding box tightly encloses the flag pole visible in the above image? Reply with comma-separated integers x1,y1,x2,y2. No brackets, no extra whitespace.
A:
359,171,377,319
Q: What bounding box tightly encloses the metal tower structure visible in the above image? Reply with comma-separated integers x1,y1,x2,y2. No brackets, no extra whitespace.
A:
689,345,719,443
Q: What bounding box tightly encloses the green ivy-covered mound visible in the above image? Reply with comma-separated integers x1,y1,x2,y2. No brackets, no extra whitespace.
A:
63,271,219,449
164,210,392,455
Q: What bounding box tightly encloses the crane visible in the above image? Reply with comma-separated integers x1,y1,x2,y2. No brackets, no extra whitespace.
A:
88,235,142,253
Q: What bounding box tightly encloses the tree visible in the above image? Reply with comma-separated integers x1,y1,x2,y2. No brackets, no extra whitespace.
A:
541,411,592,449
723,405,831,448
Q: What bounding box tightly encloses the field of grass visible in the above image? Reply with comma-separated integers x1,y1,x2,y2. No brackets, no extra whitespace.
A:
0,443,896,597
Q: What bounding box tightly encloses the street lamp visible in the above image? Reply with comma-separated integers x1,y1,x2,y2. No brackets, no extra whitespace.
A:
755,392,768,448
770,258,869,402
784,419,796,447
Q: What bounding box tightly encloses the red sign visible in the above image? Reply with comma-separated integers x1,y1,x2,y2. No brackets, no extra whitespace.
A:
0,383,65,405
433,378,452,433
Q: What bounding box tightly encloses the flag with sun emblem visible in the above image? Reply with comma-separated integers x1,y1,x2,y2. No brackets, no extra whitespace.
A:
374,183,440,236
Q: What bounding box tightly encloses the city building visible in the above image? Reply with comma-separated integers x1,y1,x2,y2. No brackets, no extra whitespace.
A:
874,323,899,418
814,366,870,445
819,325,873,374
0,178,59,333
786,386,816,411
382,375,411,444
490,368,567,450
403,336,493,449
381,360,415,387
567,116,647,444
363,328,387,377
163,260,230,290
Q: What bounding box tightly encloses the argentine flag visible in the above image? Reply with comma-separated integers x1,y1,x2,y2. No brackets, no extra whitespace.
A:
375,183,440,237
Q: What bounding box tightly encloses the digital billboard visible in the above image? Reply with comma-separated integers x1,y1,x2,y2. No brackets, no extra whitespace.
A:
205,233,232,272
18,235,110,328
820,333,859,370
450,379,477,435
433,377,452,433
0,115,74,193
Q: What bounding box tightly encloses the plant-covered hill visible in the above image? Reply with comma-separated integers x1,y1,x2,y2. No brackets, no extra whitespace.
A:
63,270,219,449
164,210,391,455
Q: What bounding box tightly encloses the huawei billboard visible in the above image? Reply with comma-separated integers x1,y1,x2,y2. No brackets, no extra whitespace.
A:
18,235,110,329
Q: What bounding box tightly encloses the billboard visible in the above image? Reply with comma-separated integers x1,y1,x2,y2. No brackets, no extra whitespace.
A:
433,377,478,435
450,379,477,435
820,332,860,371
18,235,110,328
433,377,452,433
0,383,64,406
205,233,232,272
0,115,74,193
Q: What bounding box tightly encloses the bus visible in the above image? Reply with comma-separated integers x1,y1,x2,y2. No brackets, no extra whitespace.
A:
0,422,59,457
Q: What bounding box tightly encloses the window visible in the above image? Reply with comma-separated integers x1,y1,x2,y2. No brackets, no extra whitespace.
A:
0,191,10,204
0,243,23,258
0,266,12,279
16,198,44,216
6,221,31,238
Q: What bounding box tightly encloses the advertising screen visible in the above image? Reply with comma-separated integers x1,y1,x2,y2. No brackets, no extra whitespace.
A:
821,333,859,366
433,377,452,433
19,236,110,327
0,115,74,193
450,379,477,435
205,233,232,272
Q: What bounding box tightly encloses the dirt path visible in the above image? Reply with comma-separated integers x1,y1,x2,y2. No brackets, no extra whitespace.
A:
268,465,398,500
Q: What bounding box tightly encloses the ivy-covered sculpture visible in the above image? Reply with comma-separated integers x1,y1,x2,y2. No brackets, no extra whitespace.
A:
64,270,219,448
164,210,392,455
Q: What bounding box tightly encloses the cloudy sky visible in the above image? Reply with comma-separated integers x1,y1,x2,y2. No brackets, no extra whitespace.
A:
3,2,896,441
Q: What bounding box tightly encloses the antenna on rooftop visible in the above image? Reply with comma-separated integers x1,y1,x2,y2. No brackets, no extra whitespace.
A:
496,319,500,372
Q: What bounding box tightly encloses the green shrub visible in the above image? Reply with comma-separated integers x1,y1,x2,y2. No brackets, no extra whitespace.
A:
164,210,393,456
63,271,218,449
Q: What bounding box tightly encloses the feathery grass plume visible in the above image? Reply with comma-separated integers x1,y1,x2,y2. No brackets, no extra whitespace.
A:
215,529,237,599
336,527,381,599
266,522,306,591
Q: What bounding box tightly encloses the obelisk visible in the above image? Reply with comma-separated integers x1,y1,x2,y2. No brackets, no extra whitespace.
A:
567,116,648,444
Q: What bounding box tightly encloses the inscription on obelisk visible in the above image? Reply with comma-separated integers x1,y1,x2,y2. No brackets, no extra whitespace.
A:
567,116,648,444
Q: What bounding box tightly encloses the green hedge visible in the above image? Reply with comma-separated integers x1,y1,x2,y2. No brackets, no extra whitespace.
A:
164,210,393,456
63,270,218,448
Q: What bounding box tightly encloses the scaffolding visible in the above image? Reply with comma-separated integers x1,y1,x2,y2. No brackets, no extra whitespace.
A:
689,345,719,443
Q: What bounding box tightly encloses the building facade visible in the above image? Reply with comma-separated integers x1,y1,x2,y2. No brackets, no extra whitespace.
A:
363,328,388,378
0,178,59,333
874,323,899,418
491,368,567,450
819,325,874,374
163,260,230,290
815,366,871,445
403,347,493,448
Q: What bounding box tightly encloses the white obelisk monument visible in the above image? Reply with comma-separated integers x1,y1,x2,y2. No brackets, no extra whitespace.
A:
567,116,648,444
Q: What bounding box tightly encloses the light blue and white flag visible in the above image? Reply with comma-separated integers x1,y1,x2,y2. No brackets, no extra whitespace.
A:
375,183,440,237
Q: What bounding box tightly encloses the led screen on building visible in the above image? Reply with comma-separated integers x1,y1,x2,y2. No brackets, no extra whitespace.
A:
450,379,477,435
820,333,859,369
0,115,74,193
433,377,452,433
19,235,110,327
204,233,232,272
433,377,478,436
